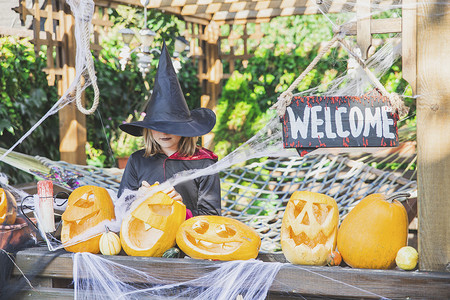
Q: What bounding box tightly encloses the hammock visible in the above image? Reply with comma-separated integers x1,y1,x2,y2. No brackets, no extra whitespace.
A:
1,147,417,253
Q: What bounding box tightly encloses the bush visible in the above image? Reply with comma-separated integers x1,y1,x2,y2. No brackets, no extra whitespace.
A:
0,37,59,184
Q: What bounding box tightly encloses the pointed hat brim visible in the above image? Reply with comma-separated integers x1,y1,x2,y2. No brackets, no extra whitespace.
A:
119,107,216,137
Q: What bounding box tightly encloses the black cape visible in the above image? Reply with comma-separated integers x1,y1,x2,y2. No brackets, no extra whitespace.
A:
118,148,221,216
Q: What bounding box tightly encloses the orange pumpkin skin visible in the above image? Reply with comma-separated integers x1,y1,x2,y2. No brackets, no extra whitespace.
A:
176,215,261,261
326,250,342,267
281,191,339,266
61,186,116,253
120,191,186,257
0,188,17,225
337,193,408,269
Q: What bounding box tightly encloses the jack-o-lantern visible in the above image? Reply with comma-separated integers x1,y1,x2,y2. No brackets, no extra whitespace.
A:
281,191,339,265
61,185,115,253
176,215,261,261
0,188,17,225
120,191,186,257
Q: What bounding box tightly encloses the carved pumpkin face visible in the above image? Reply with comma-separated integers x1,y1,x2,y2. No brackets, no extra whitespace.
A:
61,185,115,253
176,215,261,261
281,191,339,265
0,188,17,225
120,191,186,257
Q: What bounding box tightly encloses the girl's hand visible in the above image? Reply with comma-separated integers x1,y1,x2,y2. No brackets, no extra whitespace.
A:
139,181,182,202
162,185,183,202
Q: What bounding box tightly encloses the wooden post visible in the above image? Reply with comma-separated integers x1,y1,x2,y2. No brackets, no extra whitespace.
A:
58,7,87,164
416,1,450,272
201,21,222,149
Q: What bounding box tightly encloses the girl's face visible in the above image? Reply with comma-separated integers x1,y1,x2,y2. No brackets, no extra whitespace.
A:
150,130,181,156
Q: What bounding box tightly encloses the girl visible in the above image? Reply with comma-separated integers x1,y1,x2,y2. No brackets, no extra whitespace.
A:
118,41,221,216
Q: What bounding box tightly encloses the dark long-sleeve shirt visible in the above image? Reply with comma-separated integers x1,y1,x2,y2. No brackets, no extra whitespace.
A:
118,148,221,216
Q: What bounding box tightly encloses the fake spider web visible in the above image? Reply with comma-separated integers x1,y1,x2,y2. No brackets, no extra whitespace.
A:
2,0,446,299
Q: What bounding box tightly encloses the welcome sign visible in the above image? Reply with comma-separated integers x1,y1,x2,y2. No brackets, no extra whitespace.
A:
281,90,399,156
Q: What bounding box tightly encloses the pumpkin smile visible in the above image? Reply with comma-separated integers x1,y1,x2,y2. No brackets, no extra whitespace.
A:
184,231,242,254
122,216,164,250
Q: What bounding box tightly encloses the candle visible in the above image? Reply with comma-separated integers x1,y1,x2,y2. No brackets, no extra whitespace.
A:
37,180,55,232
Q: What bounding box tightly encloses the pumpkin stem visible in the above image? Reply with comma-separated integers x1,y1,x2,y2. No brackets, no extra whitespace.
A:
386,193,411,203
105,226,110,234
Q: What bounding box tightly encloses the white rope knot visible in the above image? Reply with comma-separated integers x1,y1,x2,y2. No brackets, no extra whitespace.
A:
272,91,294,118
388,93,409,119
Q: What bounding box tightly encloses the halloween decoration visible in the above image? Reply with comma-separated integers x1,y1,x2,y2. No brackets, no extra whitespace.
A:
61,185,116,253
281,191,339,266
396,246,418,270
337,193,409,269
176,215,261,261
37,180,55,232
162,247,181,258
99,227,121,256
326,250,342,267
120,191,186,257
0,188,17,225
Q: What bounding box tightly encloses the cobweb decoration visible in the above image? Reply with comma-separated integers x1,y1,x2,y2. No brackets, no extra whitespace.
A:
74,252,283,300
0,0,98,162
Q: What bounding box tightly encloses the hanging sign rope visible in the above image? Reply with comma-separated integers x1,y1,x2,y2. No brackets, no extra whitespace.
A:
272,31,408,156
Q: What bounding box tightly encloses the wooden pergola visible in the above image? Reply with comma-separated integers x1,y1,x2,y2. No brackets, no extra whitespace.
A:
13,0,450,273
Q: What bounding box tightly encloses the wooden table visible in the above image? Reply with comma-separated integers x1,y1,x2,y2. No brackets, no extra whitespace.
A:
12,246,450,299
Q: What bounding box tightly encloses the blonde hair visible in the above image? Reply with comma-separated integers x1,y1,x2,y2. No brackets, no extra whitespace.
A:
142,129,198,157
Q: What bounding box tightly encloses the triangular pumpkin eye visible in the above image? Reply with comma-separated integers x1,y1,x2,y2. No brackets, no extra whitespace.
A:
293,200,306,219
192,220,209,234
148,204,172,217
312,203,332,225
215,224,237,238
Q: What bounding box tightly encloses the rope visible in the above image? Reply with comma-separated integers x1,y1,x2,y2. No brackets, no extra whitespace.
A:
75,22,100,115
337,37,409,118
272,34,339,117
272,29,409,119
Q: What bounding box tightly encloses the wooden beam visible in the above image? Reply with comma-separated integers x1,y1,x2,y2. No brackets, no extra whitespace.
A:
341,18,402,35
357,0,371,60
58,7,87,164
401,0,417,93
416,0,450,272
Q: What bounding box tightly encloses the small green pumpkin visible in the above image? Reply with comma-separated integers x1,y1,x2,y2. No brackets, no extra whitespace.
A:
162,247,181,258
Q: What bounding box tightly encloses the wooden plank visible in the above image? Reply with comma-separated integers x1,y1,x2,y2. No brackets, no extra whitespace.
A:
401,0,417,93
17,287,73,299
416,0,450,272
13,247,450,299
341,18,402,35
356,0,371,60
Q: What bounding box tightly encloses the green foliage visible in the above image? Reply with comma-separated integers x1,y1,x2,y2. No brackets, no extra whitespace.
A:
0,37,59,184
213,15,348,157
84,7,201,168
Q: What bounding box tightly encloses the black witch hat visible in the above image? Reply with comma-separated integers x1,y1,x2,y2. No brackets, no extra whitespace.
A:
119,41,216,137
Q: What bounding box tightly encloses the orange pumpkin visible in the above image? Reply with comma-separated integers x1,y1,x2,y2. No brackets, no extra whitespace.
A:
337,193,409,269
326,250,342,267
120,191,186,257
0,188,17,225
281,191,339,265
176,215,261,261
61,185,115,253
